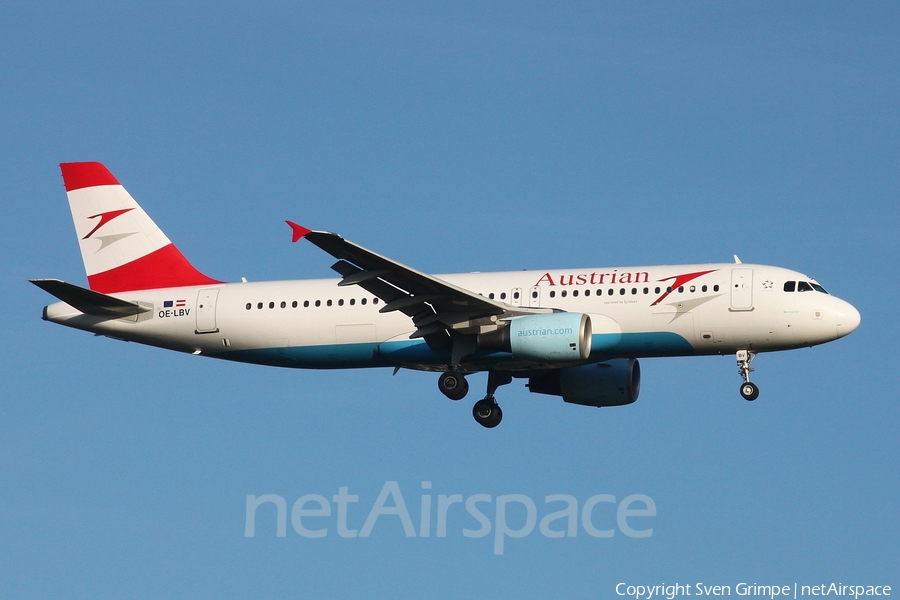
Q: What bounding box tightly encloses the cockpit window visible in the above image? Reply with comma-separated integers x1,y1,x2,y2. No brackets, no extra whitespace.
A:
785,279,829,294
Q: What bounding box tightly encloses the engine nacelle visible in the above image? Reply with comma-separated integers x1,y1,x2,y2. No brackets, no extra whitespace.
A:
478,313,592,363
527,358,641,407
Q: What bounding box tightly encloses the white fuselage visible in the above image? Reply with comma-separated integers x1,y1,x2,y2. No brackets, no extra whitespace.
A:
42,263,860,373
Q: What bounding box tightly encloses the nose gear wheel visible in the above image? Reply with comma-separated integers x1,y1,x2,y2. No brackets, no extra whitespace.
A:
736,350,759,401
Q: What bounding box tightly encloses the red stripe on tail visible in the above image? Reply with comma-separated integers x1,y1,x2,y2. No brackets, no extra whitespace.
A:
87,244,221,293
61,162,120,191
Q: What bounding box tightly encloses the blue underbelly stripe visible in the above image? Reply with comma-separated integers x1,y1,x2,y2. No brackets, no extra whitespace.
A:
217,331,696,369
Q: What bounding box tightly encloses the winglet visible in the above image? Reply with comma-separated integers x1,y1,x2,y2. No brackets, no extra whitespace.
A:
286,221,312,243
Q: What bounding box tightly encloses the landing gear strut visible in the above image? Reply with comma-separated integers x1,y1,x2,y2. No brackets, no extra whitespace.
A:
736,350,759,401
438,370,468,401
472,371,512,428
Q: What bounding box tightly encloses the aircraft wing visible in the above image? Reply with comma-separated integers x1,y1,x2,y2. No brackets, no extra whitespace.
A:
288,222,549,344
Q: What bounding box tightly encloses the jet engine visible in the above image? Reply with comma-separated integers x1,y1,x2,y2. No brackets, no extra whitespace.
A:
477,313,592,363
527,358,641,407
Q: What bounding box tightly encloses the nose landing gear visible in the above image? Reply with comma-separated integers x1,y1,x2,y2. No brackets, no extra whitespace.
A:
740,381,759,401
736,350,759,401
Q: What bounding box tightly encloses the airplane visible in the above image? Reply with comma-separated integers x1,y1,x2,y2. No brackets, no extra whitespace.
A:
33,162,861,428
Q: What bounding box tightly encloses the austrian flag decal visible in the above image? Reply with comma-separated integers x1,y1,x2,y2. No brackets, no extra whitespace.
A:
163,300,187,308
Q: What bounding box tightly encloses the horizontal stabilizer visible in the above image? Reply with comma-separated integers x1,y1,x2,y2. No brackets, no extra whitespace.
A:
30,279,151,317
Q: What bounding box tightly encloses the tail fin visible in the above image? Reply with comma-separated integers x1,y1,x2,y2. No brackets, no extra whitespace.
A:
60,162,221,293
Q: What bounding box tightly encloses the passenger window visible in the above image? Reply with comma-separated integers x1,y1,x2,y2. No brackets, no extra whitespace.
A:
584,289,590,297
280,301,286,308
561,290,567,298
572,290,579,297
514,291,520,299
784,281,796,292
643,288,649,294
798,281,813,292
350,298,356,306
292,301,298,308
619,288,625,295
549,291,556,298
702,285,707,292
327,299,333,306
489,293,495,299
246,303,251,310
373,298,379,305
532,290,538,299
361,298,367,305
655,287,661,294
500,292,507,300
713,285,719,292
304,300,310,308
269,302,275,309
257,302,263,309
315,300,321,307
608,289,614,296
338,299,344,306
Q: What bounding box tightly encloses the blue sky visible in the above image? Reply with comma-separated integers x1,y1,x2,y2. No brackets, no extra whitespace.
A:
2,2,898,597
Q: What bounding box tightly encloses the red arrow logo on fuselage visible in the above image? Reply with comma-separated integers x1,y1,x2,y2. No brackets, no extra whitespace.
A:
650,269,719,306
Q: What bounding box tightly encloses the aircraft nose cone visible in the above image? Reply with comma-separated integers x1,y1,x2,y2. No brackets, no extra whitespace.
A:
835,301,861,337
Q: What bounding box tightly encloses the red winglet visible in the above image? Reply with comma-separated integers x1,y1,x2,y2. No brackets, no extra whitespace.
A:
286,221,312,243
60,162,120,192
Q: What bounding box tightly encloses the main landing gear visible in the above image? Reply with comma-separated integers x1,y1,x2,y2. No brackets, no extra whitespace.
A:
438,370,511,428
736,350,760,401
438,370,469,401
472,372,511,429
473,398,502,429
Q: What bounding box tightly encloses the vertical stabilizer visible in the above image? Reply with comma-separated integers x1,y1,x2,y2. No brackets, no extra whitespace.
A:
60,162,220,293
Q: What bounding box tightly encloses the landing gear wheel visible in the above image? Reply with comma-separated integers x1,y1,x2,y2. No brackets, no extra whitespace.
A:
472,398,503,428
438,371,468,401
740,382,759,401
